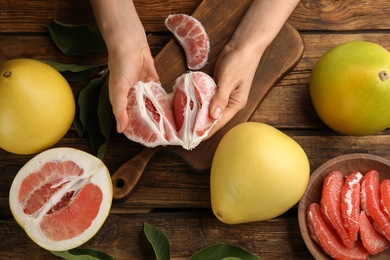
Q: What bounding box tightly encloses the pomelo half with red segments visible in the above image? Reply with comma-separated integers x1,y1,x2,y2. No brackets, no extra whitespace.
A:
165,14,210,70
9,147,112,251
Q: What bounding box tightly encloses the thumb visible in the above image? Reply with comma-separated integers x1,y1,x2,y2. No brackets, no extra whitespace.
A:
210,74,236,120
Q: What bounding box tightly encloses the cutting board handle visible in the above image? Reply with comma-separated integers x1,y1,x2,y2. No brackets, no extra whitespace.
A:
111,147,161,201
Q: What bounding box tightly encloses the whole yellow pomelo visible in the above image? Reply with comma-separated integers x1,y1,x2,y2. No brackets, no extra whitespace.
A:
0,59,75,154
210,122,310,224
310,40,390,135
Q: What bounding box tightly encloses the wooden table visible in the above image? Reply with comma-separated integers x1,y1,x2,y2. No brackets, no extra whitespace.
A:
1,0,390,259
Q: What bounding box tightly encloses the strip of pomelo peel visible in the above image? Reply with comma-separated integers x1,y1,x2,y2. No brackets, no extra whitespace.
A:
361,170,390,240
341,172,363,242
359,210,390,255
307,203,369,260
321,170,355,248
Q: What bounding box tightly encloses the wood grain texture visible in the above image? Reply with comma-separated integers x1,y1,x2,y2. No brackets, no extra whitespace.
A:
2,0,390,259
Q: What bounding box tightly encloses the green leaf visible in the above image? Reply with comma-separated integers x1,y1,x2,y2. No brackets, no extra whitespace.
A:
44,20,107,56
144,222,170,260
96,76,115,159
73,72,114,159
51,248,115,260
40,60,102,81
189,243,261,260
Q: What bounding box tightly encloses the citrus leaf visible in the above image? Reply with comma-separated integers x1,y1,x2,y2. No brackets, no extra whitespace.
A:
144,222,170,260
189,243,261,260
44,20,107,56
73,77,102,137
41,60,101,81
51,248,115,260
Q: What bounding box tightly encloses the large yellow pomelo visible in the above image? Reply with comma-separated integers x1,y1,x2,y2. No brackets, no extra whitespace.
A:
310,40,390,135
210,122,310,224
0,59,75,154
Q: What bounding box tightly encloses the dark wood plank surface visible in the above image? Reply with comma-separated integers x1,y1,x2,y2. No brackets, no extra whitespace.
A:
1,0,390,259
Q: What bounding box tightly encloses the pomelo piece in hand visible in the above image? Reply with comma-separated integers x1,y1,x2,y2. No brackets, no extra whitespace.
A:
0,59,75,154
125,71,218,150
210,122,310,224
9,147,112,251
165,14,210,70
310,41,390,136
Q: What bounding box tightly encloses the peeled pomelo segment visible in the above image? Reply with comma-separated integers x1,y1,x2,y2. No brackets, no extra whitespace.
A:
172,72,219,149
359,210,390,255
165,14,210,70
361,170,390,240
307,203,369,260
380,178,390,220
340,171,363,242
320,170,355,248
125,81,183,148
9,147,112,251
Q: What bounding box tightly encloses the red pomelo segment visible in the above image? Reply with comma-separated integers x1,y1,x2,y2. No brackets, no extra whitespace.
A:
18,161,83,215
165,14,210,70
307,203,369,260
340,171,363,242
172,72,218,149
359,210,390,255
40,183,102,241
361,170,390,240
380,178,390,220
321,170,355,248
125,81,182,148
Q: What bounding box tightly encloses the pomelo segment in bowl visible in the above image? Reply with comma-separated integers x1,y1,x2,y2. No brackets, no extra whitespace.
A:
165,14,210,70
9,147,112,251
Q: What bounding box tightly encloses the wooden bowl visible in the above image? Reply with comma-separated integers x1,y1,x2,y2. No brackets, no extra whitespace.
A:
298,153,390,259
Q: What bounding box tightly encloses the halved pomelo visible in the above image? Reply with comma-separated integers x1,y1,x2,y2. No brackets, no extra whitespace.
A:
165,14,210,70
9,147,112,251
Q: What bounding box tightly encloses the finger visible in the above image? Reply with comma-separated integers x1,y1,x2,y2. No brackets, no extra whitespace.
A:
109,78,131,133
210,73,237,120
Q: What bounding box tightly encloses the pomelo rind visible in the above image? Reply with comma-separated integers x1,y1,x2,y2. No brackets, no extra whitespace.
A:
9,147,112,251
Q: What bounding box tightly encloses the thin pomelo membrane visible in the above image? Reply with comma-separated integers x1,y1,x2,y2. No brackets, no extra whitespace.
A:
9,147,112,251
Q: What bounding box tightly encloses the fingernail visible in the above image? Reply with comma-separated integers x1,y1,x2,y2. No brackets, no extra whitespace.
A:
211,107,222,119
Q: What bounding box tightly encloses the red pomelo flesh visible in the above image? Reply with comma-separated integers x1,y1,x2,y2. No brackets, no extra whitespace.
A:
361,170,390,240
320,170,355,248
125,71,219,150
380,178,390,220
307,203,369,260
9,148,112,251
340,171,363,242
165,14,210,70
359,210,390,255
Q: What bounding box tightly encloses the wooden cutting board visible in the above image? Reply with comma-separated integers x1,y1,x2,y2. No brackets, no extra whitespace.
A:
111,0,304,201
